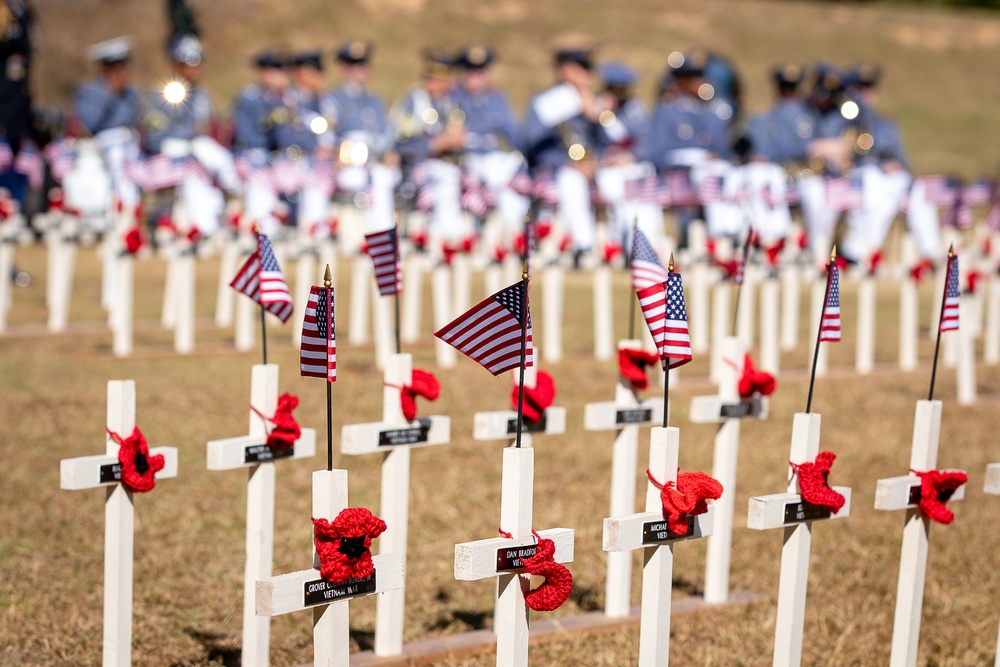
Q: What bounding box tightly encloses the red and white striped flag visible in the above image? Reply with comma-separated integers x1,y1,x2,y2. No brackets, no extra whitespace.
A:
636,271,692,370
365,227,402,296
819,261,842,342
940,254,960,333
300,285,337,381
825,175,863,213
230,234,294,322
631,227,669,290
434,281,533,376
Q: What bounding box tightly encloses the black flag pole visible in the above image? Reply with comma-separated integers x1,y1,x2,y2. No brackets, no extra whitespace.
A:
805,246,836,414
928,244,955,402
731,228,754,337
628,219,638,341
394,213,402,354
662,253,676,428
324,264,334,471
255,226,268,365
514,260,530,449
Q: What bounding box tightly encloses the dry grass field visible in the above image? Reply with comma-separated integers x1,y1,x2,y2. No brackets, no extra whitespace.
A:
2,238,1000,666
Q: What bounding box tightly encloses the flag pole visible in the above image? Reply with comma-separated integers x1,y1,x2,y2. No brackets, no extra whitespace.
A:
324,264,334,471
394,213,402,354
731,228,753,337
628,219,638,340
514,261,530,449
805,246,836,414
928,245,955,402
662,253,675,428
255,226,268,366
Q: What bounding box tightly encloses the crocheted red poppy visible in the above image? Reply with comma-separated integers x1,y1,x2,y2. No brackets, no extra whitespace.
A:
602,242,623,264
765,239,785,266
792,451,845,513
618,347,660,391
498,530,573,612
510,371,556,423
868,250,883,275
647,470,723,536
737,354,776,398
313,508,387,583
400,369,441,421
110,427,165,494
267,393,301,451
124,227,144,254
912,469,967,525
909,259,935,283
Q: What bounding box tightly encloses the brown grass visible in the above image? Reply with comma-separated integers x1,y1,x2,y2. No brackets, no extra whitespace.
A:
2,238,1000,665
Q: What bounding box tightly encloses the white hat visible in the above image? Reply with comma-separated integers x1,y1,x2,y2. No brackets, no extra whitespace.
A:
87,36,135,64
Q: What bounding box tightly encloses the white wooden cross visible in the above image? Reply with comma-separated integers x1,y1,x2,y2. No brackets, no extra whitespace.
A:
983,463,1000,667
583,339,664,617
855,270,877,374
206,364,317,667
454,445,575,667
602,426,715,666
690,335,769,604
747,412,852,667
874,400,967,667
541,261,564,363
45,208,79,333
59,380,179,666
339,352,451,656
473,356,566,446
256,469,404,666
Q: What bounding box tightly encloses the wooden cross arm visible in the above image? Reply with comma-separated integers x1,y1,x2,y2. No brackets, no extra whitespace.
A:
984,463,1000,495
602,506,715,552
206,429,317,471
747,488,852,530
454,527,574,581
60,447,179,491
472,408,567,441
340,416,451,455
689,395,769,424
583,399,663,431
874,473,967,511
255,553,404,616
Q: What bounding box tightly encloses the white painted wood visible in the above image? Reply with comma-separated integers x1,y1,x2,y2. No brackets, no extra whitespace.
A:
899,277,919,371
340,416,450,454
710,280,731,384
431,265,457,367
484,262,503,299
856,276,875,374
235,287,256,351
604,507,714,551
47,228,75,332
781,265,800,351
371,284,393,370
542,264,564,363
454,528,575,580
760,277,780,375
401,254,424,343
0,240,13,332
473,407,566,440
348,254,371,345
497,446,533,667
984,463,1000,495
956,328,977,405
593,264,614,361
161,252,178,329
747,489,853,530
810,281,828,377
689,395,769,424
737,265,757,349
206,432,317,471
689,261,711,354
112,254,133,358
60,447,179,490
215,235,239,327
583,400,663,431
985,274,1000,365
453,253,472,316
175,253,195,354
874,474,965,511
292,250,317,346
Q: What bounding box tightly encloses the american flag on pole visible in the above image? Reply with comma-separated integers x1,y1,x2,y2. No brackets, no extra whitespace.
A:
825,175,863,213
940,255,960,333
819,262,842,342
636,271,692,370
230,234,294,322
300,285,337,381
364,227,402,296
434,281,533,376
631,228,670,290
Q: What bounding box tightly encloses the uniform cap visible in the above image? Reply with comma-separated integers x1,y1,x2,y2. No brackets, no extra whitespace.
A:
254,49,288,70
852,62,881,88
600,61,636,87
672,50,707,77
336,40,373,64
169,34,203,66
458,45,494,69
293,50,324,70
813,62,845,92
88,36,134,65
554,47,593,71
422,47,455,77
772,63,804,88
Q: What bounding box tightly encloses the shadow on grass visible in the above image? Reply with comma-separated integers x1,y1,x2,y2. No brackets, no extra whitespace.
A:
174,628,241,667
672,575,703,598
351,627,376,651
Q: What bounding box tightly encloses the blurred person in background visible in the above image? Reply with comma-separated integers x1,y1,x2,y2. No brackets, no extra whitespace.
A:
0,0,34,211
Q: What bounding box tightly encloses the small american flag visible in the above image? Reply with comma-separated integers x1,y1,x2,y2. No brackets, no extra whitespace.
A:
230,234,294,322
364,227,402,296
940,255,960,333
819,262,841,342
697,173,725,205
637,271,692,370
434,281,533,376
631,228,669,290
825,175,863,213
300,285,337,381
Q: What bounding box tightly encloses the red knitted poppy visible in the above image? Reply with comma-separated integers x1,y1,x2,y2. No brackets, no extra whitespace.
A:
124,227,144,254
868,250,883,275
313,508,387,583
498,529,573,612
910,259,935,283
791,451,845,513
765,240,785,266
108,427,165,493
912,469,967,525
647,470,723,536
618,347,660,391
252,393,302,451
967,270,984,295
602,242,623,264
737,354,776,398
399,369,441,421
510,371,556,423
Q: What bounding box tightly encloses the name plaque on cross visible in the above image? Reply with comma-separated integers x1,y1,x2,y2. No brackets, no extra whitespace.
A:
782,501,832,524
719,398,764,419
641,516,697,545
377,419,433,447
302,572,378,607
616,408,653,425
243,444,295,464
506,415,547,434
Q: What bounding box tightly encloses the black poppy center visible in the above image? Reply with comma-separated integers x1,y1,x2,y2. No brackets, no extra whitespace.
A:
134,451,150,475
937,487,956,502
338,535,367,560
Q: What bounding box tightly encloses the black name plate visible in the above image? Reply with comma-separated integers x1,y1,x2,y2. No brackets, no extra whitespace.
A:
244,444,295,464
720,398,763,419
616,408,653,425
496,544,538,571
506,415,548,435
378,419,432,447
303,572,377,607
642,516,696,544
908,484,922,505
99,463,123,484
783,501,832,524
